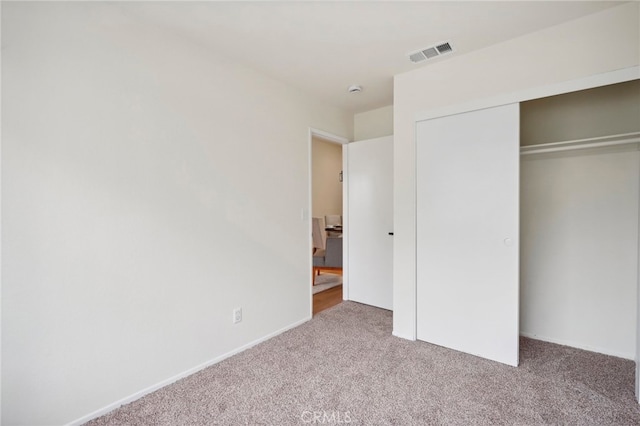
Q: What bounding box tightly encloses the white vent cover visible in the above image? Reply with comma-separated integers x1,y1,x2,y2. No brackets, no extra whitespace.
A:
409,42,454,64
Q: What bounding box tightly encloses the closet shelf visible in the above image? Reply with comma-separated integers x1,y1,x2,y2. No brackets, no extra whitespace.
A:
520,132,640,155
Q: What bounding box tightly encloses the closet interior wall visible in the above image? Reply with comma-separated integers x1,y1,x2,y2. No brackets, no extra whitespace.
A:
519,80,640,359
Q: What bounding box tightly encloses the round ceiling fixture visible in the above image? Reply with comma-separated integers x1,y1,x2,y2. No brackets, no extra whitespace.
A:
348,85,362,94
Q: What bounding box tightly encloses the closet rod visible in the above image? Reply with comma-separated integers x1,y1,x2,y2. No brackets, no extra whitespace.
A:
520,132,640,155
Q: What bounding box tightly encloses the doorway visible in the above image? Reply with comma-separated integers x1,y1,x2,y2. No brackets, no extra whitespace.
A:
309,129,348,315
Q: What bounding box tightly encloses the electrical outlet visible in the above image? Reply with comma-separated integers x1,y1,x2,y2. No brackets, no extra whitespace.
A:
233,308,242,324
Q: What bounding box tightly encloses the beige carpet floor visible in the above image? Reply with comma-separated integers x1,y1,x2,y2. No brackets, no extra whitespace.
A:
86,301,640,425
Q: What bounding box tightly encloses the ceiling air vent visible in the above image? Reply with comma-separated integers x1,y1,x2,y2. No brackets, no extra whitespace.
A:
436,42,452,54
409,41,454,64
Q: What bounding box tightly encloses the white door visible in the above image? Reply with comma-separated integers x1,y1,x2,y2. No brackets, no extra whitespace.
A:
416,104,519,366
345,136,393,310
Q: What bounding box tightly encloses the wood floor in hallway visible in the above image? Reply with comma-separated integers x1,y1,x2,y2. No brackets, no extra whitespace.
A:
313,284,342,315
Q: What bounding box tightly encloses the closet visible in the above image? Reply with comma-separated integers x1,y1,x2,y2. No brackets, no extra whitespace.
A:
519,80,640,360
416,79,640,365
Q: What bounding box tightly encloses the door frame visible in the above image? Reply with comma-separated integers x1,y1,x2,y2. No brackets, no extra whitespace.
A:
308,128,349,314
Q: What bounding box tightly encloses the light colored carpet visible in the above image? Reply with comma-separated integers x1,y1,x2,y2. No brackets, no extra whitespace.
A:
312,273,342,294
86,301,640,425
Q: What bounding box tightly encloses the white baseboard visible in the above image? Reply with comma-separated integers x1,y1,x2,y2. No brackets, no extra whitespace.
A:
519,332,634,361
67,316,312,426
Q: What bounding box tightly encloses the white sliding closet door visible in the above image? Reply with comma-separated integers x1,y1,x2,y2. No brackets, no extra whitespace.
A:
416,103,520,366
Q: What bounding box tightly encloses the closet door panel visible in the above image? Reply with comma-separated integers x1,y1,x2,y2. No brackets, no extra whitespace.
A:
416,103,519,366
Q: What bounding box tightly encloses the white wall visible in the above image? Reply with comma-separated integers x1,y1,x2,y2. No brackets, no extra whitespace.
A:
353,105,393,141
521,147,639,359
393,2,640,340
312,137,343,219
1,3,352,425
521,80,640,146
